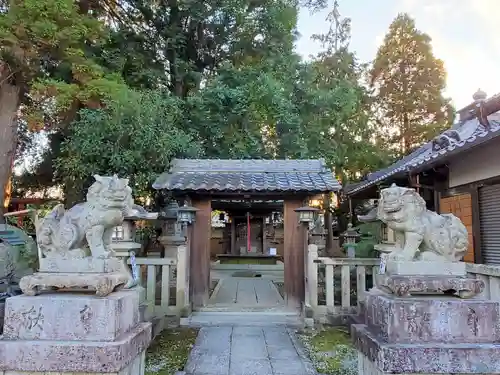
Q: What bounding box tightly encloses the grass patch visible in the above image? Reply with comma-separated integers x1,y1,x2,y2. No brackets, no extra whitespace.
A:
298,327,357,375
145,328,199,375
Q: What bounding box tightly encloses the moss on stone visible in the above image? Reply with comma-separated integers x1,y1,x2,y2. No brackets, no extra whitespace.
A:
299,327,357,375
145,328,199,375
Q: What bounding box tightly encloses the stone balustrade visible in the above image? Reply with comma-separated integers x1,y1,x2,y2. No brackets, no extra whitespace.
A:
126,244,190,317
305,244,500,323
466,262,500,301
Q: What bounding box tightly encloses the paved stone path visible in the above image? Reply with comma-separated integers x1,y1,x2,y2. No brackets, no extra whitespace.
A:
184,326,317,375
209,277,284,307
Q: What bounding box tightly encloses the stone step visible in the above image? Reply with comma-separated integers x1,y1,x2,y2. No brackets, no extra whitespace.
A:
197,305,297,313
181,311,304,328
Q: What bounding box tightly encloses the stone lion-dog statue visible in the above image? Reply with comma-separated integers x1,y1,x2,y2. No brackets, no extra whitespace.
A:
377,183,468,262
38,174,133,260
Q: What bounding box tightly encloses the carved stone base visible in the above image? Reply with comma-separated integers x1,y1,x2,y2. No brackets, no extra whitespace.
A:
19,272,129,297
3,290,140,341
39,256,123,273
375,274,484,298
385,260,466,276
0,291,151,373
353,323,500,374
364,290,500,344
354,287,500,374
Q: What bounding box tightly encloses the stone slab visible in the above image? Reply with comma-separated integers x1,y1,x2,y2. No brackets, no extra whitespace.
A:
0,322,151,373
364,291,500,343
352,323,500,374
20,272,129,297
39,257,124,273
385,260,466,276
356,352,496,375
3,290,139,342
0,351,145,375
375,274,484,298
184,326,316,375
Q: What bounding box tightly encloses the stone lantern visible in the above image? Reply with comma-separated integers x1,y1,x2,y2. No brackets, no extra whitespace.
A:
177,203,198,225
157,201,185,258
342,223,360,258
295,206,319,223
111,204,158,288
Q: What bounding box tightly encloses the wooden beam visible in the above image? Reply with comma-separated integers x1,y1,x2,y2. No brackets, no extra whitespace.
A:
189,198,212,307
262,216,267,254
283,199,305,309
230,218,236,255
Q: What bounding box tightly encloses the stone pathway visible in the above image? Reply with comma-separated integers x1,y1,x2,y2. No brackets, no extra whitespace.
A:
209,277,284,307
184,326,317,375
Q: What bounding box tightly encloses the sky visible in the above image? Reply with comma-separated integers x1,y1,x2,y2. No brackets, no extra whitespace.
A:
295,0,500,109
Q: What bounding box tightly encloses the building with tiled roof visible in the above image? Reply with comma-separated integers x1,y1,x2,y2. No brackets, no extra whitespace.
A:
153,158,341,193
345,90,500,265
153,158,340,308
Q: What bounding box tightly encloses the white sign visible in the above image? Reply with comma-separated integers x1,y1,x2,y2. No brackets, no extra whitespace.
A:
379,254,387,275
269,248,277,256
130,251,139,281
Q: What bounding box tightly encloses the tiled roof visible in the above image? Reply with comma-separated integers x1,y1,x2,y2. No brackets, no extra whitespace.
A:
346,110,500,195
152,159,341,192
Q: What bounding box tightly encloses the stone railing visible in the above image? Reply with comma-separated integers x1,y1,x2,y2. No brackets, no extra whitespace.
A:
466,263,500,301
305,244,380,323
306,244,500,323
128,244,190,317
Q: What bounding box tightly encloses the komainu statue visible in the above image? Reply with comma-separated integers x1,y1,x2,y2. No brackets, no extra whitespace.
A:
377,184,468,262
37,174,133,260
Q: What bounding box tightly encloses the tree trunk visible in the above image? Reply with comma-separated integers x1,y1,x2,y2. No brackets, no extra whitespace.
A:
0,78,21,224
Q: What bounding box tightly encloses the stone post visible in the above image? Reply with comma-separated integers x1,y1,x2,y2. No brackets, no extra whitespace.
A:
176,244,190,317
306,244,318,309
304,244,318,326
111,219,150,322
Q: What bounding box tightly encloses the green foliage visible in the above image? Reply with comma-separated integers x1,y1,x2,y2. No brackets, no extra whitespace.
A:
0,0,127,129
294,3,391,183
9,1,452,206
57,90,201,197
186,59,302,158
371,13,454,155
353,221,382,258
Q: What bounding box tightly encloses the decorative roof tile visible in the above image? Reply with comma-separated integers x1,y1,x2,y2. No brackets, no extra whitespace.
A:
346,111,500,195
153,159,341,192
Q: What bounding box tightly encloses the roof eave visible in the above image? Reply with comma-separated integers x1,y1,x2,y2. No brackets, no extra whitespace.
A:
153,187,341,194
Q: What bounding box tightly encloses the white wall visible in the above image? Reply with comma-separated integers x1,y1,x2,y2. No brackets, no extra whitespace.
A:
449,139,500,188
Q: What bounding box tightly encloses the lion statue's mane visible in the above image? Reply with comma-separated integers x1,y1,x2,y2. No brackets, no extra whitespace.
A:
37,174,133,259
376,184,468,262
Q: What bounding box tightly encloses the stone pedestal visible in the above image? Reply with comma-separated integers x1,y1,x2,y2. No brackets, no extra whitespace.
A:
20,257,130,297
0,289,152,374
353,261,500,374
